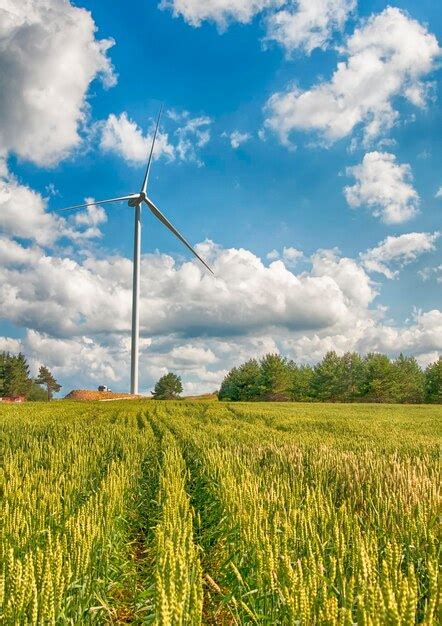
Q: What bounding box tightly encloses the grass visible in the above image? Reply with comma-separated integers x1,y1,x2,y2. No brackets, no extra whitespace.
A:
1,401,440,624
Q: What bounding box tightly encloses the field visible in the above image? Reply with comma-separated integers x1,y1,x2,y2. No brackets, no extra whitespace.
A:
1,401,440,625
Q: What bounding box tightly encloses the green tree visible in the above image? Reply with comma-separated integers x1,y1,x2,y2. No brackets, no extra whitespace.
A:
28,382,49,401
425,357,442,404
361,353,395,402
35,365,62,400
391,354,425,403
340,352,366,401
311,352,347,401
218,359,262,401
311,352,365,402
0,351,8,397
152,372,183,400
259,353,292,401
288,362,314,401
4,352,32,397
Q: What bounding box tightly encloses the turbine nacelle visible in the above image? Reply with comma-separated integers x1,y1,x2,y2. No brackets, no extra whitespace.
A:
128,192,145,207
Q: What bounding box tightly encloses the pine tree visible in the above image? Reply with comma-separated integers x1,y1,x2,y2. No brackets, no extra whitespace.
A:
391,354,425,403
218,359,262,401
35,365,62,400
340,352,365,401
259,354,292,401
152,372,183,400
28,381,49,401
0,351,8,397
288,362,314,401
362,353,395,402
424,357,442,404
311,352,346,401
4,352,32,397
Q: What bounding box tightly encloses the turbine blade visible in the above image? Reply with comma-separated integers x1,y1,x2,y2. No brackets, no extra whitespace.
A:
144,197,214,275
51,194,138,213
141,105,163,195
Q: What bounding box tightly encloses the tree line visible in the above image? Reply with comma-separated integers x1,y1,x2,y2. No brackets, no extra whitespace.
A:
218,352,441,404
0,352,61,401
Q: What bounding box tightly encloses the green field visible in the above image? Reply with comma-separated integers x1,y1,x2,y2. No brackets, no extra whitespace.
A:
1,401,440,624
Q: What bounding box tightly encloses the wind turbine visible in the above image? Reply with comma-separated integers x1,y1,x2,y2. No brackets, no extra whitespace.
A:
53,107,214,395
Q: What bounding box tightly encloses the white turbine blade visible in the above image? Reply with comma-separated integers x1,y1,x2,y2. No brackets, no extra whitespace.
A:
144,197,214,275
141,105,163,195
52,194,138,213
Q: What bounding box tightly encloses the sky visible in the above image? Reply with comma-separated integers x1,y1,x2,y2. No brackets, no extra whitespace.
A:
0,0,441,395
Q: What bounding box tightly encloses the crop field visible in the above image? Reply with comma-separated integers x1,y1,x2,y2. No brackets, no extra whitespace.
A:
1,401,440,625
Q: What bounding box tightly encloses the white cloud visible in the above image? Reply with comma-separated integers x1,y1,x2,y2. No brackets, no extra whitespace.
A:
415,351,441,368
266,247,303,263
0,162,58,245
73,200,107,228
344,152,420,224
174,113,212,164
0,162,109,245
265,7,440,146
265,0,355,55
310,248,375,308
159,0,282,29
0,240,358,338
160,0,353,55
226,131,251,149
361,232,440,279
419,265,442,284
169,344,217,366
1,237,440,394
0,0,115,166
0,335,21,354
281,309,442,366
282,246,303,263
354,309,442,359
100,112,175,164
436,187,442,198
266,249,280,261
100,110,211,165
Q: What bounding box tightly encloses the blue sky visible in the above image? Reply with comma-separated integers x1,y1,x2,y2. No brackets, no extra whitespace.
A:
0,0,441,394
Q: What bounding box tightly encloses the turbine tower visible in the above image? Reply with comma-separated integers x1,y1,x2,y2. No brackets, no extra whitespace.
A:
54,107,213,394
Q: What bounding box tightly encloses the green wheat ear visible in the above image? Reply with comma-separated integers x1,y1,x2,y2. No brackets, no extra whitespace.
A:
1,400,439,624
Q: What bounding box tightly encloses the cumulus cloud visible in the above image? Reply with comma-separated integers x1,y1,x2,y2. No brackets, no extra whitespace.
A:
73,200,107,228
265,0,355,55
100,110,211,165
267,249,280,261
282,246,303,264
310,248,375,308
265,8,441,147
361,232,440,279
160,0,353,54
266,247,303,263
225,131,251,149
169,344,217,366
281,309,442,366
1,236,440,394
344,152,420,224
0,240,359,339
159,0,281,29
0,162,58,245
436,187,442,198
100,112,175,164
0,162,109,245
0,0,115,166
